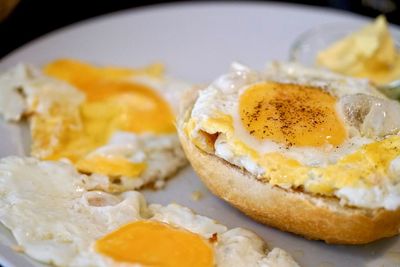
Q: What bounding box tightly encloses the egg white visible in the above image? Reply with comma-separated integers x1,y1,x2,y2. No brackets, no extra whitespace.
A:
0,157,299,267
0,63,84,121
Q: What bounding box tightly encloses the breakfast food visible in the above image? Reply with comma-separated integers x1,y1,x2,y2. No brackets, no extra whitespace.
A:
317,15,400,86
178,61,400,244
0,156,300,267
0,60,188,191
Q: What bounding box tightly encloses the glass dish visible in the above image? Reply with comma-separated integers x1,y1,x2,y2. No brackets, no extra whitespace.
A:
289,23,400,99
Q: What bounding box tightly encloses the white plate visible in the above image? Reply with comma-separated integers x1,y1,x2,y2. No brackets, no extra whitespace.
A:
1,2,400,267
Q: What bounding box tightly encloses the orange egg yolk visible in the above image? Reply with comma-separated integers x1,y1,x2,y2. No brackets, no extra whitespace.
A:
95,221,214,267
44,59,175,134
239,82,347,147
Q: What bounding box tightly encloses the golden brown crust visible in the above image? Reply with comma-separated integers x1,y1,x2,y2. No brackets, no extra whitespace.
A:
177,92,400,244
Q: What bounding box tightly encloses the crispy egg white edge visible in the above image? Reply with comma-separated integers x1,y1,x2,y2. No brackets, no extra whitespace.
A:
0,157,299,267
189,62,400,210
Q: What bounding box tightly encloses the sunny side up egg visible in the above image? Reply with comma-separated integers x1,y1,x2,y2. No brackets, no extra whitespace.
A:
185,62,400,210
0,157,299,267
0,60,188,191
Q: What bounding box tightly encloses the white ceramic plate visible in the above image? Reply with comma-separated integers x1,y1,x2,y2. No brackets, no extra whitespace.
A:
1,2,400,267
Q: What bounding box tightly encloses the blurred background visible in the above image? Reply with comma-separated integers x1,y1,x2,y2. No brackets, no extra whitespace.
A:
0,0,399,59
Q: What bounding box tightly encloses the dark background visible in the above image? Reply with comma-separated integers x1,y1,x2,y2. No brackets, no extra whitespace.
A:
1,0,400,59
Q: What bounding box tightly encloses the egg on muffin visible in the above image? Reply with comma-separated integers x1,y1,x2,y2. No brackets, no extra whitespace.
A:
0,59,189,191
178,61,400,244
0,156,300,267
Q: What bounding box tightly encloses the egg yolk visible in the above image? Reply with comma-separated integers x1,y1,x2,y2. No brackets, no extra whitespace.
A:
76,155,146,178
36,59,175,177
44,59,175,134
239,82,347,147
95,221,214,267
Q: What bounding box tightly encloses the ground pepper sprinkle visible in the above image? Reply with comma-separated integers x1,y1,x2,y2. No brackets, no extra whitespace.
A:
239,82,347,147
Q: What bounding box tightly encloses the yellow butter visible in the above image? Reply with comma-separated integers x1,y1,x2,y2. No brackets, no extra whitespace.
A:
317,15,400,85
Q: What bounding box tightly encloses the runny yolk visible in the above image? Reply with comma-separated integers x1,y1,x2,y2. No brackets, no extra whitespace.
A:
44,59,175,134
95,221,214,267
239,82,347,147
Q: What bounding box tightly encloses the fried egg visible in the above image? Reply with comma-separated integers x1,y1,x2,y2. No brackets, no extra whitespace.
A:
0,59,189,191
0,157,299,267
185,62,400,210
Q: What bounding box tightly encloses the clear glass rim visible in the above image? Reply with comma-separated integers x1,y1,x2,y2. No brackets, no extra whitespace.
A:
289,22,365,62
